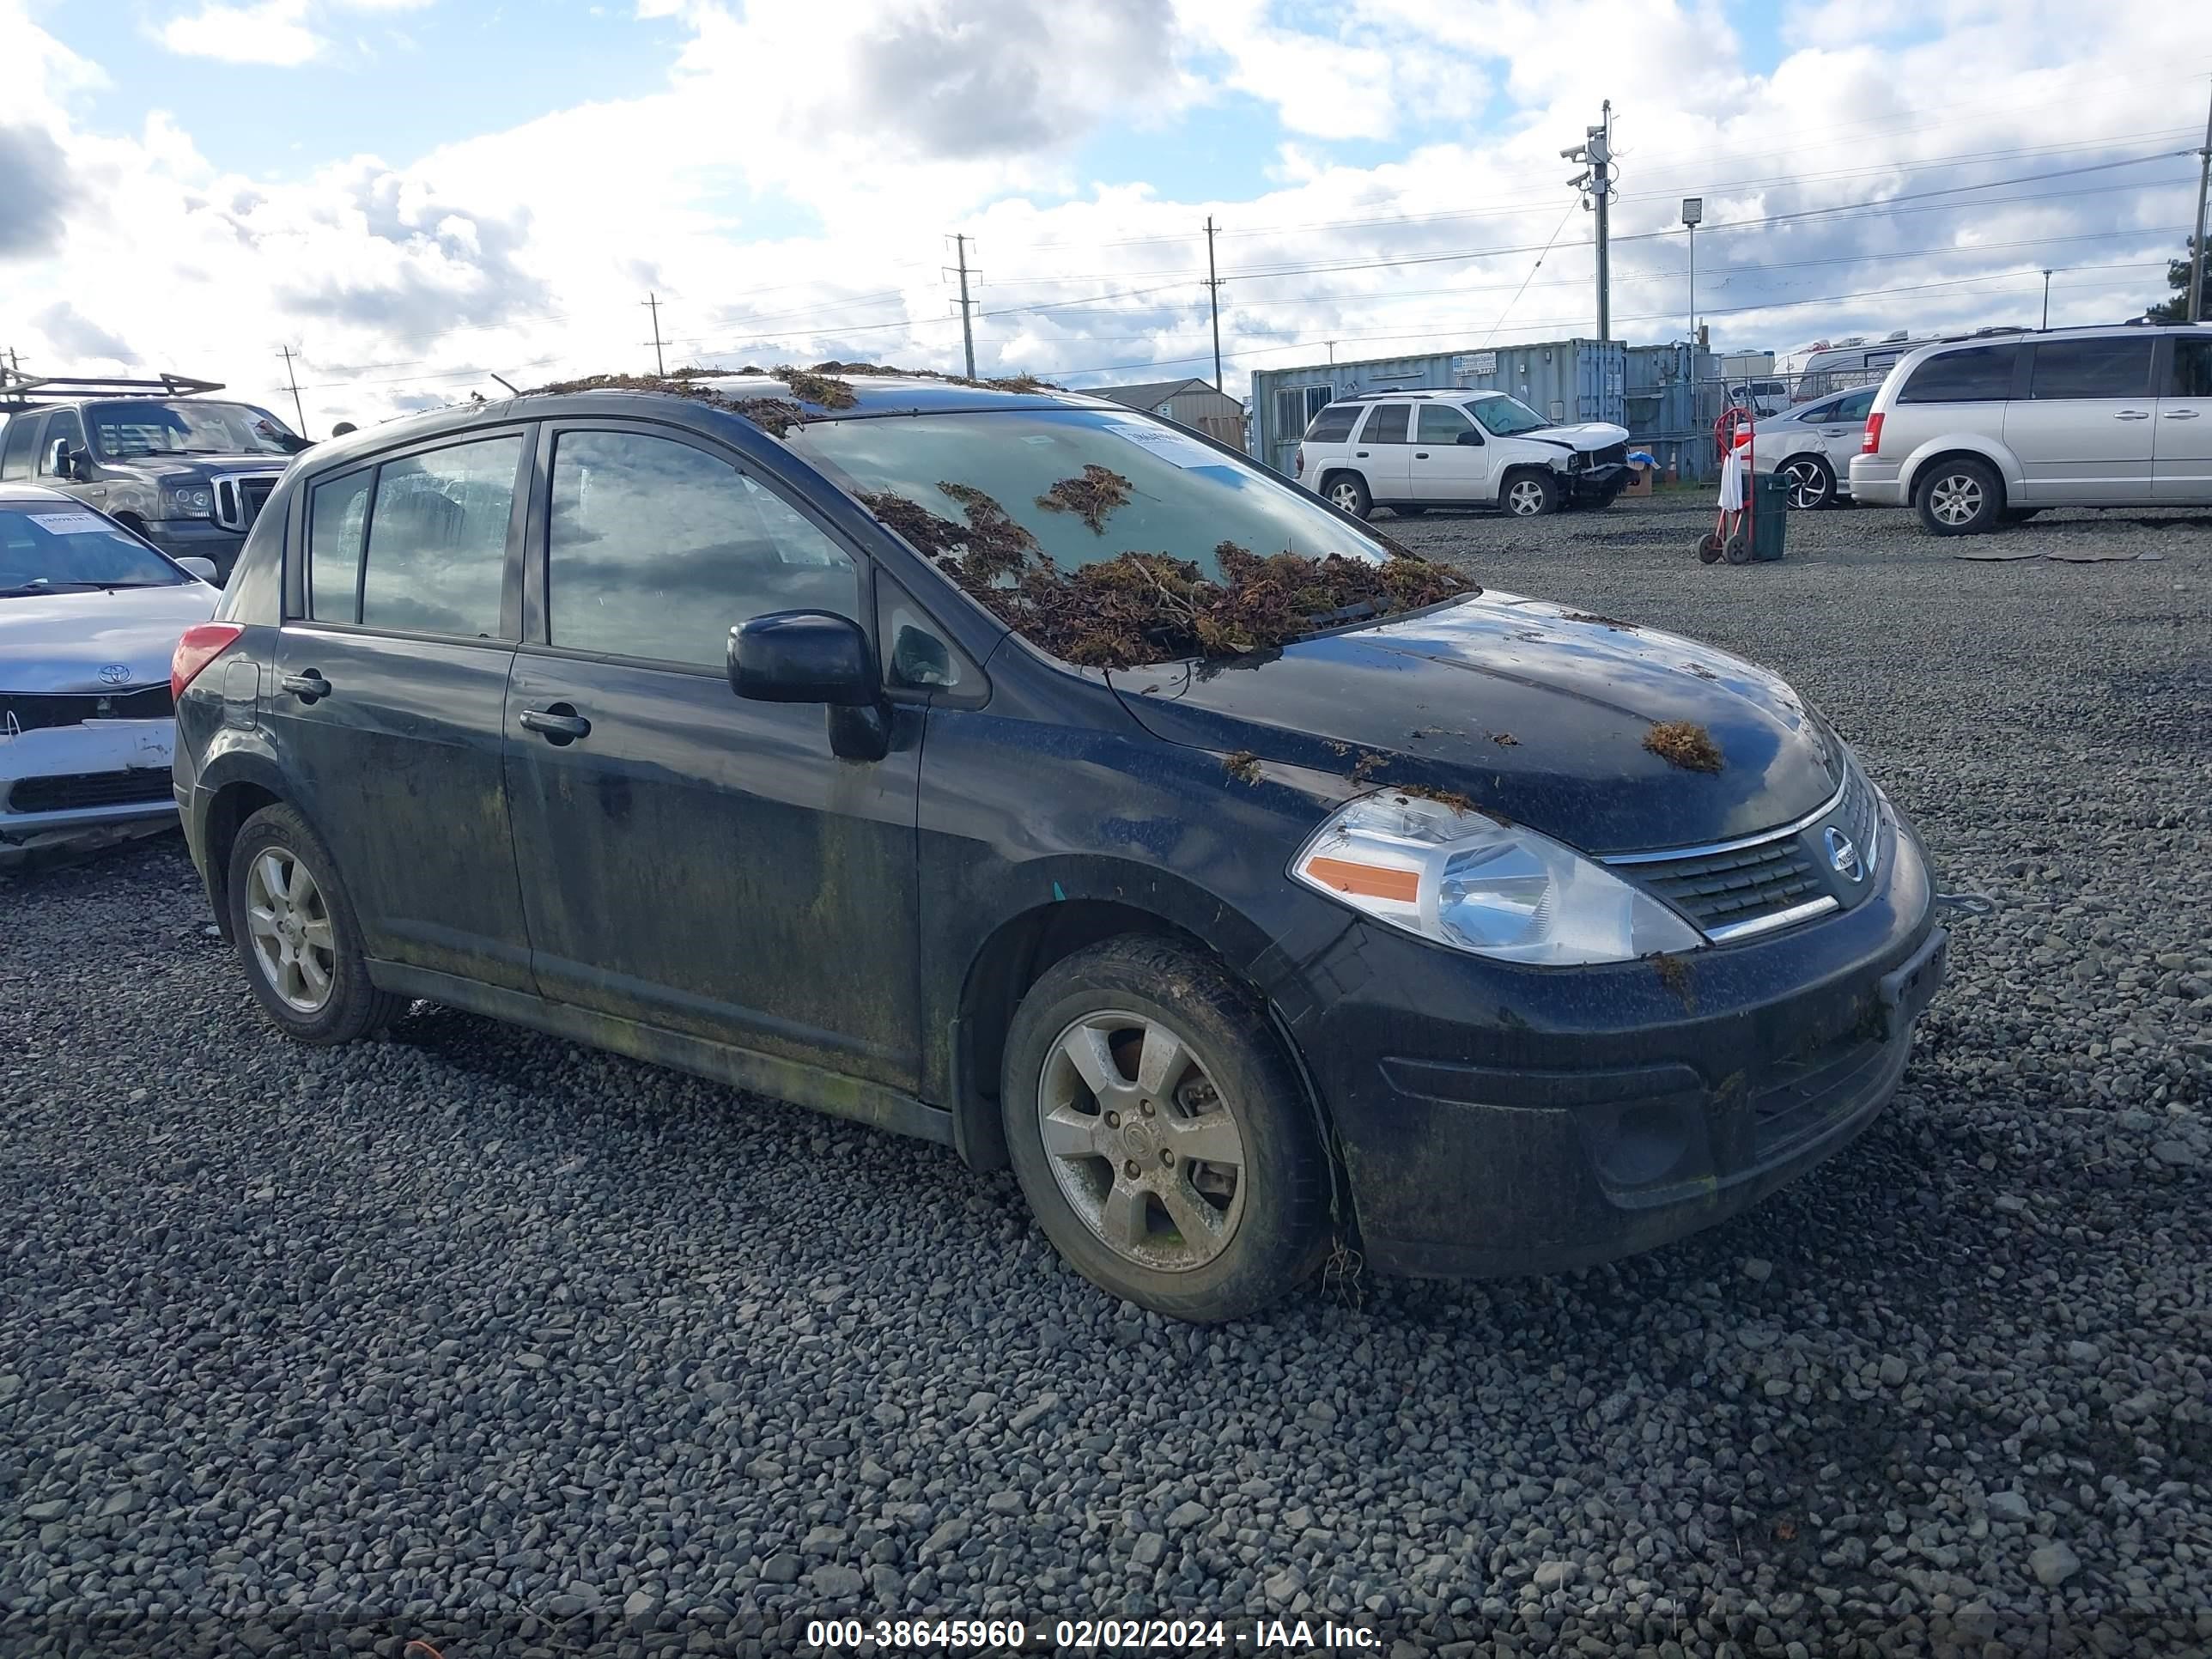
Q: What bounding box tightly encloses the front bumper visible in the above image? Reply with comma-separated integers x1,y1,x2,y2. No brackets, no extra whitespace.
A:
1565,461,1631,502
1847,457,1905,507
1282,801,1944,1277
0,720,180,861
138,518,249,577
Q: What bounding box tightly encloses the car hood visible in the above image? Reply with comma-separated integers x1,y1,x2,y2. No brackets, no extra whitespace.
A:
1522,421,1630,453
1107,590,1844,855
0,582,218,695
103,451,294,477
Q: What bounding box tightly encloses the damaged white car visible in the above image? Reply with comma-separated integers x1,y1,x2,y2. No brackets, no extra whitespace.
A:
1,484,217,867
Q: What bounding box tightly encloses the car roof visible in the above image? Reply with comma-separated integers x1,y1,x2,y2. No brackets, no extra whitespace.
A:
1332,389,1502,403
1902,321,2209,361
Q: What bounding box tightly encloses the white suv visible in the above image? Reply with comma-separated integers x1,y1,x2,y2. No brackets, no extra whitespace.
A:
1849,324,2212,534
1295,390,1631,520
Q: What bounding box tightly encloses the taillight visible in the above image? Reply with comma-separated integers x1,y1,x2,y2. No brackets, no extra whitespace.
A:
1862,412,1884,454
1294,446,1305,478
172,623,245,701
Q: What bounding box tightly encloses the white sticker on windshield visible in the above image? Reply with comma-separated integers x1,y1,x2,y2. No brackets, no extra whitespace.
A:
27,513,112,536
1102,422,1224,470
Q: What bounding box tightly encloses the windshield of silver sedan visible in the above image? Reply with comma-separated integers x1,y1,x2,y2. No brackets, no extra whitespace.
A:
0,505,190,595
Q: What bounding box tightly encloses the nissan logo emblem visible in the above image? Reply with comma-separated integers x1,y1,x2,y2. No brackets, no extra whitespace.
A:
1826,826,1863,883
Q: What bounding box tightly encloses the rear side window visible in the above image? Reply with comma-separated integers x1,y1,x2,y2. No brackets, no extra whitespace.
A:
1304,405,1358,443
2029,339,2153,400
1362,404,1411,444
307,470,372,623
1834,388,1878,423
0,416,43,481
360,435,523,639
2171,337,2212,398
1898,345,2018,404
545,428,860,669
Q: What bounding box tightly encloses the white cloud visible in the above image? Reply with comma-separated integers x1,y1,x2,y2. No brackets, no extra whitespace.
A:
159,0,324,66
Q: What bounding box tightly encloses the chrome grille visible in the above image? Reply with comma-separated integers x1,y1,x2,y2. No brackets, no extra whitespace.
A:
212,471,283,532
1629,837,1826,929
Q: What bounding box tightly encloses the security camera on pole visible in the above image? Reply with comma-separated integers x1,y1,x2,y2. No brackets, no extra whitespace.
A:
1561,102,1615,342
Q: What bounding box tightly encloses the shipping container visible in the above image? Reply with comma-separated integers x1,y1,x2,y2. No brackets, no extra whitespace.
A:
1249,337,1725,485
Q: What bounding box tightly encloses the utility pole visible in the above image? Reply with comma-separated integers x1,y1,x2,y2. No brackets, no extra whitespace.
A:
642,293,666,377
951,234,978,380
278,345,307,436
1203,216,1225,391
2041,270,2054,331
1564,102,1614,342
2190,77,2211,323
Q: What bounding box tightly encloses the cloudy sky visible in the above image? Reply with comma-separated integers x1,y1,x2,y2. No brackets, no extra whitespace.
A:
3,0,2209,434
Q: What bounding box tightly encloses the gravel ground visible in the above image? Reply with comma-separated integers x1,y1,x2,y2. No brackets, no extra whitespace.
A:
3,496,2209,1658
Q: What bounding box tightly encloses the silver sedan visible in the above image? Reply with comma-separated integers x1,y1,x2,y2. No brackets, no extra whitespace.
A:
1749,385,1880,510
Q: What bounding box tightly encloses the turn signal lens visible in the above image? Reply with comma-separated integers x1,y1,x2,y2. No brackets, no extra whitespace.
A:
172,622,245,701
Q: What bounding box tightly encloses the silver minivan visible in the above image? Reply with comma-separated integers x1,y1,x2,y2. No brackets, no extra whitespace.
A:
1850,324,2212,534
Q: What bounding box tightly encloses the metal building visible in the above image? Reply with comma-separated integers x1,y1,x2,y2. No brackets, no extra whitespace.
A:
1249,339,1723,484
1085,377,1247,447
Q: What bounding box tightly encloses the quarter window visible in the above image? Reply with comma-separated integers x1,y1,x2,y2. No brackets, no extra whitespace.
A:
0,416,43,481
1897,345,2019,404
307,469,372,623
2029,339,2153,400
546,428,860,669
1304,404,1358,443
1362,404,1412,444
359,435,523,639
2164,337,2212,398
1416,404,1477,444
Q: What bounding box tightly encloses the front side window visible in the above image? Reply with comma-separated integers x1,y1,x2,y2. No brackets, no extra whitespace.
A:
2171,337,2212,398
36,410,85,476
1416,404,1477,444
307,469,372,623
0,504,188,596
1362,404,1412,444
87,400,301,459
1304,404,1358,443
1899,345,2018,404
1465,394,1551,436
358,435,522,639
546,428,860,668
2029,339,2154,400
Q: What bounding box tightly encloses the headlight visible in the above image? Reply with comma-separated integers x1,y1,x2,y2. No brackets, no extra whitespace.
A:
1290,791,1703,965
160,483,215,518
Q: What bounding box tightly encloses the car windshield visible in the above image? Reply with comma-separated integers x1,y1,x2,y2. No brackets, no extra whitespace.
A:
1465,394,1552,436
790,408,1389,581
88,401,299,459
0,504,188,594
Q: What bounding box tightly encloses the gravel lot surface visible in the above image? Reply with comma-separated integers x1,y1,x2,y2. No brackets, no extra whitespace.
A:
3,496,2209,1657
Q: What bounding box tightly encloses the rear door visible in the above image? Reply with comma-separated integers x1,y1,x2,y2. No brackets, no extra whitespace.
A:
1817,387,1878,474
2004,337,2157,503
2154,334,2212,503
1407,402,1487,502
270,428,536,990
501,419,923,1089
0,413,46,482
1352,403,1413,502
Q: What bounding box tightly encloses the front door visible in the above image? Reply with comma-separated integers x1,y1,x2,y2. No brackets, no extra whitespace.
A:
501,422,923,1090
1351,403,1414,503
34,409,103,510
2154,335,2212,503
1407,403,1488,503
2004,337,2157,503
269,429,536,989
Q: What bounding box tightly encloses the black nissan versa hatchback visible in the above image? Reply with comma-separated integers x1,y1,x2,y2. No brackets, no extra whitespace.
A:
171,371,1947,1322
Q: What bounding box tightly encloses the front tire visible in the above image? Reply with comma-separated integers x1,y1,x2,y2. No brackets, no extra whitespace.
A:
1779,454,1837,511
1502,471,1558,518
1914,458,2002,536
1392,504,1427,518
1325,473,1372,520
1001,937,1331,1322
228,804,405,1044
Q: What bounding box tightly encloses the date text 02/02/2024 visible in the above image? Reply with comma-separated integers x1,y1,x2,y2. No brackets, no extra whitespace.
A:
804,1617,1382,1651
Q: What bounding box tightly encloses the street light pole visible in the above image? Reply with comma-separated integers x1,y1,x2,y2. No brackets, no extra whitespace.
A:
1681,198,1704,349
2041,270,2053,330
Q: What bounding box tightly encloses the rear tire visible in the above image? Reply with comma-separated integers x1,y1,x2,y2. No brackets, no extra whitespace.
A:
1914,457,2002,536
1502,471,1558,518
228,804,405,1044
1324,474,1372,520
1779,454,1837,511
1001,937,1330,1322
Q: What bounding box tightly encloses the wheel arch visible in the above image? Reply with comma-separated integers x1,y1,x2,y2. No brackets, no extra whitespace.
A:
1899,437,2017,502
1315,465,1367,501
191,753,295,942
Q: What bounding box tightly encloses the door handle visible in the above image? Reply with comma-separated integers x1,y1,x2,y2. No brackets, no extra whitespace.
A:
1413,450,1431,459
279,671,330,703
1354,449,1370,458
519,704,591,744
2114,410,2150,420
2164,409,2202,420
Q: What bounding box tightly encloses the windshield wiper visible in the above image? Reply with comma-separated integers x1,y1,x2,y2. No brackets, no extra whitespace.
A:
0,580,103,596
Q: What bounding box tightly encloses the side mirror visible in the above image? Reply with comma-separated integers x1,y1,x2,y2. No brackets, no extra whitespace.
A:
730,610,878,706
47,439,86,481
175,556,220,583
1455,429,1484,446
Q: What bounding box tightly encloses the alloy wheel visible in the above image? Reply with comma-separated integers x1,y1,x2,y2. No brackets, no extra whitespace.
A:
244,846,337,1014
1036,1011,1248,1273
1782,459,1831,510
1506,479,1547,515
1929,473,1984,527
1329,483,1363,512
